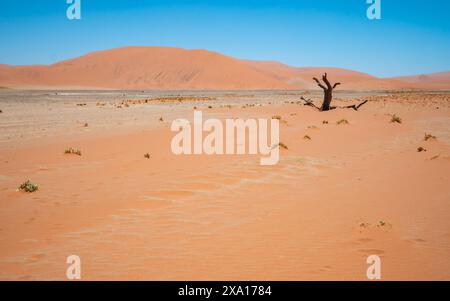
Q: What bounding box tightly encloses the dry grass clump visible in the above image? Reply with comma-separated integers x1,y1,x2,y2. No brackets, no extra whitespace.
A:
391,115,402,124
159,117,164,122
322,120,329,124
272,115,282,120
65,147,82,156
303,135,312,140
0,109,3,113
417,147,427,152
144,153,151,159
359,222,370,228
336,119,349,125
424,133,436,141
18,180,39,193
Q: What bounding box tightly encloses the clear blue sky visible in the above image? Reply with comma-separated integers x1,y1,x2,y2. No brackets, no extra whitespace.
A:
1,0,449,77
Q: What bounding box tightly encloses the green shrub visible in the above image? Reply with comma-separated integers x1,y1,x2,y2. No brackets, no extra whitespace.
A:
18,180,38,193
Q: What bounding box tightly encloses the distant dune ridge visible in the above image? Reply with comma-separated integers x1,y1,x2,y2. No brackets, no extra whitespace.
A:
0,46,449,90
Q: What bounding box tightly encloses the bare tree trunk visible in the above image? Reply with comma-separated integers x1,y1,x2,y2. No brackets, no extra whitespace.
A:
321,90,333,111
313,73,340,112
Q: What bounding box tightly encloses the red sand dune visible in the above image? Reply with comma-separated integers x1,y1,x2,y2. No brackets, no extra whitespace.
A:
0,46,449,90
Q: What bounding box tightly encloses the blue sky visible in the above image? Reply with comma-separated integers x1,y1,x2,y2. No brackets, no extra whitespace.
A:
0,0,449,77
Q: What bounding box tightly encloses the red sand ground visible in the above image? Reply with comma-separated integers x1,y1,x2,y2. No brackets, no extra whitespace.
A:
0,92,449,280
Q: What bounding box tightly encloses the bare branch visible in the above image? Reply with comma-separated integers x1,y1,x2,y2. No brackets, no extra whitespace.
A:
313,77,327,90
322,73,333,90
300,96,321,110
337,99,369,111
333,82,341,89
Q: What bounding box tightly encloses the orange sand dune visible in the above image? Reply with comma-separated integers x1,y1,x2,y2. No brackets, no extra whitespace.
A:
0,46,449,90
0,47,289,90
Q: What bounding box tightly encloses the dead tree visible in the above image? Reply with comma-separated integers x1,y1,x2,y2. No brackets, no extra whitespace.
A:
301,73,369,111
313,73,340,111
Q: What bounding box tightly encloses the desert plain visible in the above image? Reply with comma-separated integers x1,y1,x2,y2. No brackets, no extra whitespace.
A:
0,88,449,280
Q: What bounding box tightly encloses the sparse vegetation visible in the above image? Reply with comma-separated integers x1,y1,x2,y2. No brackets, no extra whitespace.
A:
322,120,329,124
417,147,427,152
272,115,282,120
208,106,213,109
336,119,349,125
424,133,436,141
83,122,89,127
153,96,216,103
144,153,151,159
18,180,38,193
303,135,312,140
391,115,402,124
159,117,164,122
359,222,370,228
65,147,82,156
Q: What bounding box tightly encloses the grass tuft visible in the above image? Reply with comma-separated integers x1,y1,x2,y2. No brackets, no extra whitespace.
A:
18,180,38,193
303,135,312,140
65,147,82,156
391,115,402,124
336,119,349,125
417,147,427,152
144,153,151,159
424,133,436,141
